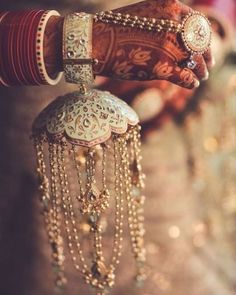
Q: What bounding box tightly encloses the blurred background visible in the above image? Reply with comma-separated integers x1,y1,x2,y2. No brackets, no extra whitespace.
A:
0,1,236,295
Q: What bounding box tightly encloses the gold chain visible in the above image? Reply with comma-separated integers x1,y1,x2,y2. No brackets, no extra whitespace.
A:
94,11,182,34
34,140,66,290
34,127,146,294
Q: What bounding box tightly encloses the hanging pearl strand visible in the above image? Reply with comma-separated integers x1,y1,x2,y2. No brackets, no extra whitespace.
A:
123,128,147,284
57,143,89,277
34,129,146,294
34,140,66,290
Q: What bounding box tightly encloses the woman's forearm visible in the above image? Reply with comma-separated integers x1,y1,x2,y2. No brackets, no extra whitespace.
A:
1,1,214,88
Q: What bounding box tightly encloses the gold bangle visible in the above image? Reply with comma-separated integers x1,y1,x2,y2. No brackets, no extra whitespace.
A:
63,12,94,86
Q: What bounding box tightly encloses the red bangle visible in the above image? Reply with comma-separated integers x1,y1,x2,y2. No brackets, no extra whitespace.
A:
8,11,27,85
17,10,39,85
25,10,45,85
0,11,33,85
1,12,15,86
0,12,9,86
13,11,28,84
18,10,45,85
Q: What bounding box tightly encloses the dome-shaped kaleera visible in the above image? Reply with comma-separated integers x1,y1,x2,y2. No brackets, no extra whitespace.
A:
32,89,139,147
32,88,146,294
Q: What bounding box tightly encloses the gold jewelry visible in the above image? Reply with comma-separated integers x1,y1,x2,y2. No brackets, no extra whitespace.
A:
94,11,182,33
94,10,212,70
32,12,146,295
63,12,94,85
181,12,211,56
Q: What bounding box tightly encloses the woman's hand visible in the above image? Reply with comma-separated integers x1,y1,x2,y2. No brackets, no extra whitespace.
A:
93,0,213,89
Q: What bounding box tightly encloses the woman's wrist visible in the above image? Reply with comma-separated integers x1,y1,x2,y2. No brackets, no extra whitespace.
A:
44,16,64,76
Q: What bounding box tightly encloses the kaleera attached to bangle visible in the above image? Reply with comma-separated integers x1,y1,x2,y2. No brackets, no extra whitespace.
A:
33,10,146,295
181,11,212,69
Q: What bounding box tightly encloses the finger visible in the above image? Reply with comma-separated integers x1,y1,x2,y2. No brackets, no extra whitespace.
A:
180,2,192,17
165,67,200,89
192,55,209,81
203,49,215,69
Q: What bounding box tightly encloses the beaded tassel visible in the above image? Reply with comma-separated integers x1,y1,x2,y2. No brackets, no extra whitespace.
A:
33,126,146,294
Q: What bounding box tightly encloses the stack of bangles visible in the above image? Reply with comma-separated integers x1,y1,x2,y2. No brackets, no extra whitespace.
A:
0,10,63,86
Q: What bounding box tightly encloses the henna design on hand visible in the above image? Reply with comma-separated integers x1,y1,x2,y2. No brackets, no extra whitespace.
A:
93,0,212,88
94,24,199,88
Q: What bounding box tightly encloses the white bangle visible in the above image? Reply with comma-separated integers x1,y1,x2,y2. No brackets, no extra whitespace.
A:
63,12,94,86
36,10,63,85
